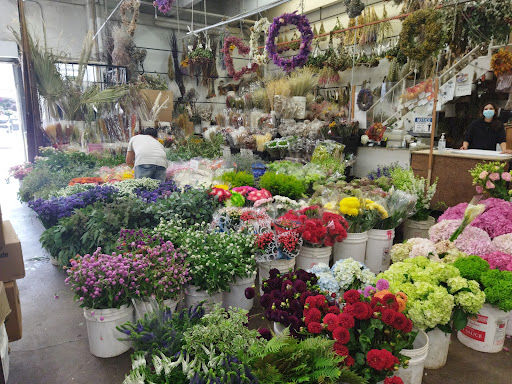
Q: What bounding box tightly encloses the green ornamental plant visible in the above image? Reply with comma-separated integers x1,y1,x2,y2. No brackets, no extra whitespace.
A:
259,172,305,200
220,170,255,188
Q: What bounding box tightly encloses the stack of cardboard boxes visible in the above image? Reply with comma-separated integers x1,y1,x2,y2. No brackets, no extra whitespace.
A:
0,205,25,384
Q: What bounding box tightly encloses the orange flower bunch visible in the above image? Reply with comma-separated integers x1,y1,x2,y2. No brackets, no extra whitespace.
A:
491,49,512,77
68,177,104,186
374,289,408,312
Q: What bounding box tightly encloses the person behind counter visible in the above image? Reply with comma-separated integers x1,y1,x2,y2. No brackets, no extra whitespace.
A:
460,103,507,151
125,128,168,181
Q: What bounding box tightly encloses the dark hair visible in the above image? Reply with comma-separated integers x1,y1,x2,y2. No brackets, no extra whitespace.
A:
144,127,158,138
481,102,503,131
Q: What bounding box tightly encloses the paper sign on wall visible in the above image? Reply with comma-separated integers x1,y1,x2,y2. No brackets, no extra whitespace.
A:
414,117,433,133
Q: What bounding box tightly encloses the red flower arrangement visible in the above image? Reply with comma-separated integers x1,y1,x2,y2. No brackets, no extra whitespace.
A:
365,122,387,142
222,36,260,81
278,231,302,253
247,188,272,202
68,177,104,186
209,187,232,202
278,206,349,247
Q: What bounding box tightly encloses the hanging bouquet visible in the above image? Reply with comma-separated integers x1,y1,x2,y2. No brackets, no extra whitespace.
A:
364,122,386,141
378,257,486,332
153,0,175,14
259,268,323,336
469,161,512,200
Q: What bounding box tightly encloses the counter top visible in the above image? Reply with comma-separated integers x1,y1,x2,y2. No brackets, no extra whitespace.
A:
412,149,512,161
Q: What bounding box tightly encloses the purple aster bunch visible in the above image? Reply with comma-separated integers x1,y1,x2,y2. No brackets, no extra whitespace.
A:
29,185,118,228
116,229,165,253
260,268,325,336
266,11,313,72
134,180,180,203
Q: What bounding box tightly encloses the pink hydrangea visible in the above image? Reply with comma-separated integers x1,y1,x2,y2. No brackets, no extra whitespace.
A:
438,204,467,222
492,233,512,255
408,238,438,258
454,226,496,256
481,251,512,271
429,219,462,243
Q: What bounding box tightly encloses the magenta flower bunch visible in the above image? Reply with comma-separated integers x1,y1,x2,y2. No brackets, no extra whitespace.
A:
153,0,175,14
65,248,148,309
482,251,512,272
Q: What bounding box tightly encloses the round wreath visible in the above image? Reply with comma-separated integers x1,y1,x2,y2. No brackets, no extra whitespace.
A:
120,0,140,36
399,9,443,61
357,88,373,111
222,36,259,81
250,18,271,66
266,11,314,72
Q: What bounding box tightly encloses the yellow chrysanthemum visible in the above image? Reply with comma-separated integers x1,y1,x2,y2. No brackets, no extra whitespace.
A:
339,197,361,216
214,184,230,190
367,202,389,219
324,201,337,212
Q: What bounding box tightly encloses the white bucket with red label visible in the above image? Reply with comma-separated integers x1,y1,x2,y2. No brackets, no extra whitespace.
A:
457,303,509,353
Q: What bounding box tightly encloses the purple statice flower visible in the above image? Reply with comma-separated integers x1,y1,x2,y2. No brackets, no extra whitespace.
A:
454,226,496,257
134,180,180,203
29,185,117,228
367,163,403,180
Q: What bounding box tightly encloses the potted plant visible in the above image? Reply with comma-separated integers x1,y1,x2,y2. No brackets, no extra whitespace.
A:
322,117,361,154
287,67,318,119
65,249,137,358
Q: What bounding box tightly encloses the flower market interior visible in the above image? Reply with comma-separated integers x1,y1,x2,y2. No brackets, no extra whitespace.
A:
1,0,512,383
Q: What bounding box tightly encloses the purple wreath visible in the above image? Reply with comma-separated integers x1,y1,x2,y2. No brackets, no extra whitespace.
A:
266,11,313,72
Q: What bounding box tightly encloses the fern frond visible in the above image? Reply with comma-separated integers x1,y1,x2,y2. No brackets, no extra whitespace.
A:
337,368,369,384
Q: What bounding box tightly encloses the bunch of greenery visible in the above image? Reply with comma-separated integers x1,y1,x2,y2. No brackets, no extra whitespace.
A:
146,189,220,226
220,171,254,187
40,197,154,265
246,329,365,384
389,167,437,221
287,67,318,97
167,133,224,161
259,172,305,200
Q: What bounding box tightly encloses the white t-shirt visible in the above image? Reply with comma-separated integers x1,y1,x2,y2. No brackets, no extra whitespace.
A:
127,135,168,168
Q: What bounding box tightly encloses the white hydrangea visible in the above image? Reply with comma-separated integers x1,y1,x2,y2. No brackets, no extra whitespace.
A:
331,258,375,290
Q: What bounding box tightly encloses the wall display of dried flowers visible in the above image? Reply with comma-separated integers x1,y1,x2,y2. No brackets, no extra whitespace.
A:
222,36,259,81
249,18,271,66
266,11,314,72
399,8,443,61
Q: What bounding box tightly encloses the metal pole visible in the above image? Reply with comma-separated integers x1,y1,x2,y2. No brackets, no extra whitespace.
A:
427,77,440,186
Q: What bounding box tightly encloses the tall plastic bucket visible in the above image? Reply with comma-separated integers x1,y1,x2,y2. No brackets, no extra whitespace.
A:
424,328,451,369
506,311,512,336
258,258,296,296
457,303,509,353
365,229,395,274
83,305,134,358
223,274,257,311
402,217,435,240
132,298,155,321
185,285,223,313
396,330,429,384
162,293,183,312
295,246,332,271
332,232,368,264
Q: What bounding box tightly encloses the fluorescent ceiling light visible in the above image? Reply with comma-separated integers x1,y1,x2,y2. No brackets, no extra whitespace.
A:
186,0,291,35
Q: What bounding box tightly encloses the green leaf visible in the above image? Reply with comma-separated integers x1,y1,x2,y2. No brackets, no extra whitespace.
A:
453,308,469,331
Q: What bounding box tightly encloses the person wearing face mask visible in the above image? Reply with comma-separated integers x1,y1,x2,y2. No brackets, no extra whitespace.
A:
460,103,507,151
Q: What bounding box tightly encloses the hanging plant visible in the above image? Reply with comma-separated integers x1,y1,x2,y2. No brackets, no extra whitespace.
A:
222,36,259,81
332,17,345,40
318,21,327,42
399,8,443,61
153,0,175,15
344,0,365,19
266,11,314,73
357,88,373,111
167,54,174,80
249,18,271,66
378,5,393,44
169,31,185,97
312,24,319,43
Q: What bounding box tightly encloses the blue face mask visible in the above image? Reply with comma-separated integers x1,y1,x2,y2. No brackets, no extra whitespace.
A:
483,110,495,119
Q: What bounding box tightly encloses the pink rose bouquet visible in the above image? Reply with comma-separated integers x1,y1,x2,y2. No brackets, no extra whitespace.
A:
469,161,512,200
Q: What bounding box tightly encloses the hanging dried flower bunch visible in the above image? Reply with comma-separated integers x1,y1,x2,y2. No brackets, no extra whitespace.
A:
344,0,365,19
399,8,443,61
359,7,379,46
378,5,393,44
318,66,340,86
318,22,327,42
120,0,140,37
332,17,345,41
345,18,356,46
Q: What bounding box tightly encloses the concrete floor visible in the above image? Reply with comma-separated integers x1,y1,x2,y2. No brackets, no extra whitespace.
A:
1,130,511,383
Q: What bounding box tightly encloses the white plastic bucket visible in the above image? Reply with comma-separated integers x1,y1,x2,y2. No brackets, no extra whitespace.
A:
258,258,296,296
273,321,286,336
0,323,9,382
506,311,512,336
424,328,451,369
185,285,223,313
132,298,155,321
457,303,509,353
365,229,395,274
295,246,332,271
396,329,429,384
83,304,134,358
333,232,368,264
162,293,183,312
223,274,256,311
402,217,435,240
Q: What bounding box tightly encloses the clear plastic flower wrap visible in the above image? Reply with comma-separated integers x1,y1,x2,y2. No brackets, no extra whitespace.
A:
373,188,417,230
211,207,272,234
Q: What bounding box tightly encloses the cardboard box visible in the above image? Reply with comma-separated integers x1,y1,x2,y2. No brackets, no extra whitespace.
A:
0,283,10,325
140,89,173,123
0,221,25,281
4,281,21,342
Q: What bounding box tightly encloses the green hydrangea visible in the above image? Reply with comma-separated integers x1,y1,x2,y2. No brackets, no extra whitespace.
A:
406,284,454,329
454,290,486,314
453,255,490,281
404,256,431,268
480,269,512,312
441,249,468,264
390,243,413,263
447,276,469,293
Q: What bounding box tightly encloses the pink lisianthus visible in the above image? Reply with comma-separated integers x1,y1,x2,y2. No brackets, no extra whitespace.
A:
479,171,489,180
475,185,484,194
488,172,500,181
486,180,495,189
501,172,512,182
